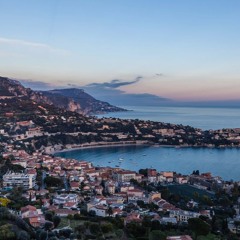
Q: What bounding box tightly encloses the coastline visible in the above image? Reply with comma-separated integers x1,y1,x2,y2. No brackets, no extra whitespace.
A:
53,141,151,154
53,141,240,155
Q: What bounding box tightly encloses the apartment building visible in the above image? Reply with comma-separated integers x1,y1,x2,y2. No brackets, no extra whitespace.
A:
3,171,36,189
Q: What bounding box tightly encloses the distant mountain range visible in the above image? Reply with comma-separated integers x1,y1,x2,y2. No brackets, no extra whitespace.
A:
0,76,126,115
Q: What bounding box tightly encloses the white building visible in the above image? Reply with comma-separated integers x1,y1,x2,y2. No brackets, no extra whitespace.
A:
90,205,108,217
3,171,36,189
114,171,136,182
169,210,200,222
53,194,78,205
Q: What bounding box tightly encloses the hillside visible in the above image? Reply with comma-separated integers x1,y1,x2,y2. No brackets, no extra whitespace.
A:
0,76,126,115
45,88,126,115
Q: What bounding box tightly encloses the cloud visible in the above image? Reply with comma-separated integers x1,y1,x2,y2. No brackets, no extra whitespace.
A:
82,76,171,106
86,76,143,89
0,37,69,55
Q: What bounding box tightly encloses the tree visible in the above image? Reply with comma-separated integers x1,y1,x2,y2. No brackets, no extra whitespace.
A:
188,218,210,240
101,223,113,233
39,231,48,240
17,231,30,240
139,169,148,177
0,224,16,240
126,222,147,238
89,210,96,217
0,197,11,207
53,215,61,228
151,220,161,230
89,223,101,235
44,221,53,231
45,212,53,222
149,230,166,240
107,206,113,216
44,176,63,188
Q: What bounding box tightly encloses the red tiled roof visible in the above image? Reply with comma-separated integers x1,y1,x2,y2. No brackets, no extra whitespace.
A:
21,205,37,213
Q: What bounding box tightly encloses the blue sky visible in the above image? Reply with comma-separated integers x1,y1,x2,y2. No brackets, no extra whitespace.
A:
0,0,240,102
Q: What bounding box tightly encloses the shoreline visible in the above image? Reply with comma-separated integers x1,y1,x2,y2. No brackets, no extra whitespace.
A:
53,141,151,154
53,141,240,154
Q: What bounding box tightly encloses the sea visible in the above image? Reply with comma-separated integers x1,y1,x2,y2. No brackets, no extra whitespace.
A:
55,106,240,181
98,106,240,130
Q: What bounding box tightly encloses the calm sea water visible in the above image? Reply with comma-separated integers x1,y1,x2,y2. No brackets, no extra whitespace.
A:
55,145,240,181
98,106,240,130
56,106,240,181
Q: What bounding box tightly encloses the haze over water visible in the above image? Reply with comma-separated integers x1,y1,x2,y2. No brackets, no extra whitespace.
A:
98,106,240,130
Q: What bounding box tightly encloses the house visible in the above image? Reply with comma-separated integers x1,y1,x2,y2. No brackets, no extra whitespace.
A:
147,169,157,177
161,171,174,178
95,185,103,195
42,199,51,208
127,189,144,198
148,192,161,203
169,210,200,222
175,175,188,184
87,197,107,212
114,170,136,182
21,205,38,218
28,216,45,228
106,183,116,194
21,205,45,227
119,183,134,193
89,205,108,217
154,199,178,211
70,181,79,191
53,194,78,205
124,212,142,226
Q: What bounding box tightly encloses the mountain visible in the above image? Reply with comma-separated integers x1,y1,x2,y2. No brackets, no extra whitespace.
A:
43,88,126,115
0,77,32,97
0,76,126,114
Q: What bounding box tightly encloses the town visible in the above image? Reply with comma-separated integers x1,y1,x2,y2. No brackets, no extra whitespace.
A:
0,146,240,239
0,78,240,239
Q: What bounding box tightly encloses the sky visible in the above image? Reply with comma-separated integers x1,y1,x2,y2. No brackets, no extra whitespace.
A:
0,0,240,103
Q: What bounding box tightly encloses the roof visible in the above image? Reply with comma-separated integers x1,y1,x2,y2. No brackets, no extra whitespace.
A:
21,205,37,213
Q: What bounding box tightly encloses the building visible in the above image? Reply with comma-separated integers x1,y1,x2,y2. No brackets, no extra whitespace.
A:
20,205,45,227
95,185,103,195
3,171,36,189
147,169,157,177
114,171,136,182
53,194,78,205
89,205,108,217
169,210,200,222
149,192,161,203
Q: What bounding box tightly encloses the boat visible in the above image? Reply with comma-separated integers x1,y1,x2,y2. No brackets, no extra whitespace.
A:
119,158,124,161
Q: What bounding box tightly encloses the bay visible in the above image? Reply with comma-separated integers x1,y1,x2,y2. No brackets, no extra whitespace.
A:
97,106,240,130
55,145,240,181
